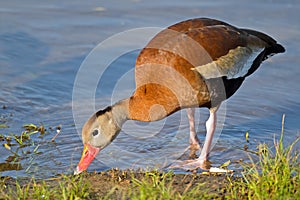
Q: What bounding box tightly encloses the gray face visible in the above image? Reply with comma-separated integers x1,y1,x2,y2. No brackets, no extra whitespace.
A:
82,110,121,149
89,126,111,149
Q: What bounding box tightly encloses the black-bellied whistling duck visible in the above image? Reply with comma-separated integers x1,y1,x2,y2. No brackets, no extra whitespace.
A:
74,18,285,174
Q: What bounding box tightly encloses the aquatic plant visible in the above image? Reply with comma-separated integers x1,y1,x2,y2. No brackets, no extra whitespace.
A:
0,123,60,173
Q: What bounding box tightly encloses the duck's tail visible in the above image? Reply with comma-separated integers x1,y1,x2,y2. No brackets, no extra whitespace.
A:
241,28,285,77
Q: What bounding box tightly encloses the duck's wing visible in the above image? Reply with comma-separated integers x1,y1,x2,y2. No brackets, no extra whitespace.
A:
192,43,264,79
167,18,284,80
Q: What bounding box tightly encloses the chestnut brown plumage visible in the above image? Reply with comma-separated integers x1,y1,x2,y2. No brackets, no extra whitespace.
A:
74,18,285,174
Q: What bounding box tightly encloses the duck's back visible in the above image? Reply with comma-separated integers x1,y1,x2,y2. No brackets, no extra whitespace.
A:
129,18,284,121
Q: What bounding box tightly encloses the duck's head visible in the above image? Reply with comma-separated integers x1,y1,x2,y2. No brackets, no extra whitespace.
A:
74,106,122,175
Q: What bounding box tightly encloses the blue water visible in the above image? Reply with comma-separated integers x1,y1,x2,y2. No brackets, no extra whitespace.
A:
0,0,299,178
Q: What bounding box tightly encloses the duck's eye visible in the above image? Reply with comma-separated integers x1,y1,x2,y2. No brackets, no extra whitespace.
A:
92,129,99,137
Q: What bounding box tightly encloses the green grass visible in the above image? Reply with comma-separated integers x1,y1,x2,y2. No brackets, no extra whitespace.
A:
227,115,300,199
129,171,176,200
127,171,216,200
1,175,90,200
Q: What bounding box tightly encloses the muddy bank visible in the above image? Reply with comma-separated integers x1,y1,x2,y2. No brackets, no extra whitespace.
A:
1,169,233,199
84,169,231,198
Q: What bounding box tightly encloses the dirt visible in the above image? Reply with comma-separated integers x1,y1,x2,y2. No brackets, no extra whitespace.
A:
81,170,228,198
112,169,230,197
0,169,233,199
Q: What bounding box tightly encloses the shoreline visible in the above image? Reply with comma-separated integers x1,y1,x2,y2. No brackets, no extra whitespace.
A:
1,169,234,199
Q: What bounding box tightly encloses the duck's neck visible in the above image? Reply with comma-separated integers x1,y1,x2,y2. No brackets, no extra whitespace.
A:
111,98,130,128
111,95,172,126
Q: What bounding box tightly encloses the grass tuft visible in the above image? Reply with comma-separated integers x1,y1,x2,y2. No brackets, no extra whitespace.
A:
127,170,218,200
228,115,300,199
1,174,91,200
129,171,176,200
59,174,90,200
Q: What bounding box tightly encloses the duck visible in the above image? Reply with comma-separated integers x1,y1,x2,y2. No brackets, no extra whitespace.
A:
74,18,285,174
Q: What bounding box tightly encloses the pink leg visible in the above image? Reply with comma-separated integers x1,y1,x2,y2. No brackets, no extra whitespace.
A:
186,108,200,150
170,106,219,170
198,108,217,161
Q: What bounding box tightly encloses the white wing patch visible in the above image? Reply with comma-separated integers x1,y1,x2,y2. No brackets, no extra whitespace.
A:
192,46,263,79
